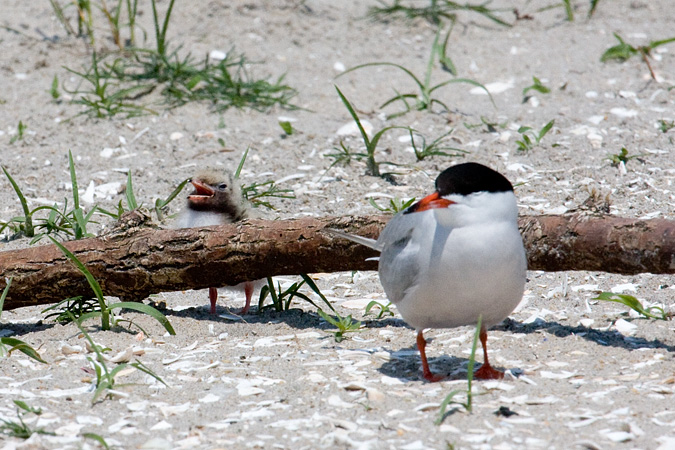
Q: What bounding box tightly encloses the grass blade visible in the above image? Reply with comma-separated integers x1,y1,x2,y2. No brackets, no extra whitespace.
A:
2,167,34,237
13,400,41,414
83,433,110,450
339,62,425,93
334,85,371,147
435,314,482,425
49,0,76,35
649,37,675,49
131,360,168,386
74,310,104,325
430,77,495,108
368,125,410,153
159,0,176,56
594,292,668,320
68,150,80,210
155,178,189,220
125,172,138,210
159,178,189,208
317,308,339,328
434,389,462,425
108,302,176,335
234,147,250,179
1,338,48,364
48,237,110,330
589,0,600,17
464,314,482,413
300,274,336,313
0,277,10,321
537,119,555,142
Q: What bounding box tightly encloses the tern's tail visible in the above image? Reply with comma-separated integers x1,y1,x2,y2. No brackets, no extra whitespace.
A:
325,228,382,252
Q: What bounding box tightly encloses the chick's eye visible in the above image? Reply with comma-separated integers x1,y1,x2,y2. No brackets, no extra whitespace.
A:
217,183,228,190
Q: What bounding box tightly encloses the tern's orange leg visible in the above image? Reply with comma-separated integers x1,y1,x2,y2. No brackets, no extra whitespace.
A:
208,287,218,315
473,324,504,380
240,281,254,315
417,331,444,382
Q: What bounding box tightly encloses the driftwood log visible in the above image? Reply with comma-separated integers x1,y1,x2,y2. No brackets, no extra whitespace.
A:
0,213,673,310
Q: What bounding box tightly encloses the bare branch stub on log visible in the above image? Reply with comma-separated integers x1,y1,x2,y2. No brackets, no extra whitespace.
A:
0,214,673,311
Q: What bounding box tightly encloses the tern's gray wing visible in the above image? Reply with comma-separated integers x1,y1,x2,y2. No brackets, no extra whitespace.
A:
377,213,421,305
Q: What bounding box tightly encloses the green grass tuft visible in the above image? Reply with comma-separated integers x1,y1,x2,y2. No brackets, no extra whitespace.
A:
0,400,54,439
369,0,512,27
601,33,675,80
515,120,555,152
338,27,494,119
594,292,669,320
606,147,644,168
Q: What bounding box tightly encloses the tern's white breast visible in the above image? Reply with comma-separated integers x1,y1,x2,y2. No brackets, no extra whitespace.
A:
378,191,526,331
174,210,228,229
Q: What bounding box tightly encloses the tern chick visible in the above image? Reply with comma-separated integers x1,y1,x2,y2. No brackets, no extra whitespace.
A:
175,169,258,315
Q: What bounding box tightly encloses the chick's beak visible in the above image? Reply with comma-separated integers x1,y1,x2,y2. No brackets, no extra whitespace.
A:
187,179,215,205
404,191,454,214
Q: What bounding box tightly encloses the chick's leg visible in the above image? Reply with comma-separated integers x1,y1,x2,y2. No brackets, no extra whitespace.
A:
208,287,218,315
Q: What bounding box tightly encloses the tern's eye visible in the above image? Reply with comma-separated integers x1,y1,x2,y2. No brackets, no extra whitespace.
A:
217,183,228,190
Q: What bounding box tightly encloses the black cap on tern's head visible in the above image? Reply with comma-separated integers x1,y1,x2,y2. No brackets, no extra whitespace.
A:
435,162,514,197
404,163,514,214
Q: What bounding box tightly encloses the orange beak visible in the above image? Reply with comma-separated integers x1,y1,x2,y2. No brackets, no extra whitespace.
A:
187,179,215,205
405,191,454,214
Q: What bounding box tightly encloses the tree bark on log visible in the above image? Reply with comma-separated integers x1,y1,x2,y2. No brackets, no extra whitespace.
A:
0,214,673,310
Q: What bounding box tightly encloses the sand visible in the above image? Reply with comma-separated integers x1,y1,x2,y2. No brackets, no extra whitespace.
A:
1,1,674,449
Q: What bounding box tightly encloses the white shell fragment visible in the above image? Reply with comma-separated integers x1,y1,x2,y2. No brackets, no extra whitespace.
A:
209,50,227,61
81,180,96,204
336,120,373,137
470,80,514,95
199,393,220,403
60,343,82,355
109,347,135,363
610,107,638,118
614,319,638,336
327,394,354,409
610,283,638,293
236,381,265,396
